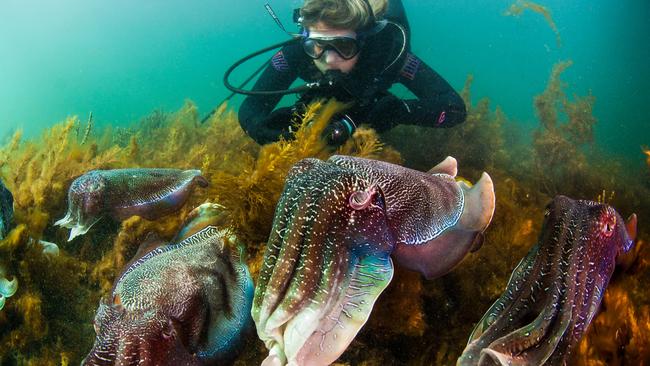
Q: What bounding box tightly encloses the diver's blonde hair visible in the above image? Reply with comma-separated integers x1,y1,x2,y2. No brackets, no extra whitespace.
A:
300,0,388,31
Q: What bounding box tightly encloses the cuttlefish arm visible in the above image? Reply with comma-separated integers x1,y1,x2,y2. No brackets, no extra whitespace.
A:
330,155,495,279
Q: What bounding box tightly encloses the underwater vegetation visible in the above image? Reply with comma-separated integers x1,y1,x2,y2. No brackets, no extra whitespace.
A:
504,0,562,47
0,57,647,366
0,99,398,364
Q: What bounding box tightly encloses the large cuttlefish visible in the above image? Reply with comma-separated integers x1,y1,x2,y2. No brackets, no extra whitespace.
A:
82,203,254,366
253,155,496,366
55,168,208,241
457,196,637,366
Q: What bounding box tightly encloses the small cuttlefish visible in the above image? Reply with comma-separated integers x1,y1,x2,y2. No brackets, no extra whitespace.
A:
55,168,208,241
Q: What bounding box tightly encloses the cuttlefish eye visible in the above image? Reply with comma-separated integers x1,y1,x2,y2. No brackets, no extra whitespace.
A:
599,208,616,238
349,190,372,210
161,320,177,340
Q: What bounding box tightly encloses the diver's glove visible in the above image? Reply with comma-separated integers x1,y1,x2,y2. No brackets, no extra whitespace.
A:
366,94,410,132
264,107,299,140
322,114,356,146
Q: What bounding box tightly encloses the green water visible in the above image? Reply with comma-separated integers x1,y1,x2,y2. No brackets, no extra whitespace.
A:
1,0,648,163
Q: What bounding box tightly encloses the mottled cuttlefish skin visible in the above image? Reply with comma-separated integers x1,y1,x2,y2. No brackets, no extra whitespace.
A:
82,203,254,366
253,155,495,366
55,168,208,241
457,195,637,366
0,178,14,240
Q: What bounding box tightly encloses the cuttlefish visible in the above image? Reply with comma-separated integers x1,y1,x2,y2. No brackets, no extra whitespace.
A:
253,155,496,366
55,168,208,241
457,196,637,366
83,203,254,366
0,178,13,240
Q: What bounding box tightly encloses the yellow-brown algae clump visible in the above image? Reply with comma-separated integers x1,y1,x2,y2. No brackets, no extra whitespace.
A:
366,267,426,337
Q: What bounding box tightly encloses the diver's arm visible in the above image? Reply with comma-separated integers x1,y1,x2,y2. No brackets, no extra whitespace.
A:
238,51,299,145
364,53,466,131
399,54,467,127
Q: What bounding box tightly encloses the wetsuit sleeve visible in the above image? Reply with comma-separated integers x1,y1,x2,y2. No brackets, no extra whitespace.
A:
238,49,299,145
365,52,467,132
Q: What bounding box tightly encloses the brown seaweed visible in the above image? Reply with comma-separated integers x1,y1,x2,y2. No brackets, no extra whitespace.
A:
504,0,562,47
0,65,648,364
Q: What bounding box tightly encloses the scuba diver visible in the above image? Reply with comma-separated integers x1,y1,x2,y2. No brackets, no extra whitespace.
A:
235,0,467,146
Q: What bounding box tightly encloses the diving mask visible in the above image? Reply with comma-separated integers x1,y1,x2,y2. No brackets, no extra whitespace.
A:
302,36,361,60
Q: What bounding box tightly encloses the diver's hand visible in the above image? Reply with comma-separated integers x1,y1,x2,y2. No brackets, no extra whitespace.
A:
366,94,409,131
322,115,356,146
257,106,305,142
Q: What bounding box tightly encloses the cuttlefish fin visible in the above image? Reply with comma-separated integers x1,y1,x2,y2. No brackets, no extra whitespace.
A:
391,172,495,279
134,232,166,260
427,156,458,177
458,172,495,232
469,232,485,253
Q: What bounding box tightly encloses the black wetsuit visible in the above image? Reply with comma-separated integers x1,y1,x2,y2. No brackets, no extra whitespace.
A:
239,16,466,145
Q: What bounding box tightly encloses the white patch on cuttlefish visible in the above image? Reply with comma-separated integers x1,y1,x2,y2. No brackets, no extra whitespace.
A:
28,237,61,257
55,210,101,242
0,265,18,311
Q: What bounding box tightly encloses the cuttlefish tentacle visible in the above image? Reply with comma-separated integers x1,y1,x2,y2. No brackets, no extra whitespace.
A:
254,155,496,366
466,208,569,352
458,196,637,366
56,168,208,241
